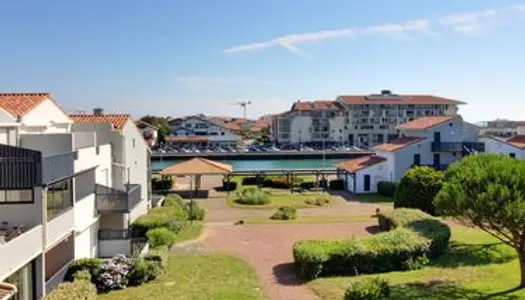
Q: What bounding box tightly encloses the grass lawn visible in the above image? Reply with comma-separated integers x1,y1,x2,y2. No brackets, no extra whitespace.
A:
354,193,395,205
244,215,374,224
228,193,343,209
308,226,525,300
174,222,203,244
98,254,264,300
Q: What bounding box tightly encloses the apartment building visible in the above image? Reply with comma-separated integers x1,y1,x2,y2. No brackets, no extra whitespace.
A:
0,94,150,299
480,135,525,158
479,119,525,137
167,115,240,147
70,112,151,258
271,90,462,148
337,115,482,193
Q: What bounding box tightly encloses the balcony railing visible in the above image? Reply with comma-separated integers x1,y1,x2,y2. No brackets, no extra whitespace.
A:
95,184,142,213
431,142,486,153
42,152,76,185
0,144,42,189
98,229,131,240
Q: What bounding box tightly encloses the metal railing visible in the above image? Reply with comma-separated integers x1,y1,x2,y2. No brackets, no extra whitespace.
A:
42,152,76,184
431,142,485,153
95,184,142,213
0,144,42,188
98,229,131,240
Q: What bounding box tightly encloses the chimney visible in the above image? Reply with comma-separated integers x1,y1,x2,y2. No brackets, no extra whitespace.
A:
93,107,104,115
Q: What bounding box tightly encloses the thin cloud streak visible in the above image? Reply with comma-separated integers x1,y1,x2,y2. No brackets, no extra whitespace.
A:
224,3,525,57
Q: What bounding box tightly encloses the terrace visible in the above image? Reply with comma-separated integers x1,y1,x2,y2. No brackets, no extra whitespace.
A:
95,184,142,213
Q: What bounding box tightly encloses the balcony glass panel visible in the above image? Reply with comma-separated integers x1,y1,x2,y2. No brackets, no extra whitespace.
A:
47,179,73,221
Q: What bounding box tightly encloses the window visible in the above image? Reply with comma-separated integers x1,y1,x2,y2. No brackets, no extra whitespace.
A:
221,132,225,136
510,153,516,158
0,189,33,203
47,179,73,220
132,138,136,148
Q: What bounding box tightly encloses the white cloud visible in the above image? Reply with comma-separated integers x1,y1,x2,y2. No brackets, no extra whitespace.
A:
223,3,525,58
176,76,276,89
439,9,498,35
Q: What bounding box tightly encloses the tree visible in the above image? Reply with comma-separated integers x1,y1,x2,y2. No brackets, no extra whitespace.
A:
394,166,444,215
139,115,170,143
435,154,525,287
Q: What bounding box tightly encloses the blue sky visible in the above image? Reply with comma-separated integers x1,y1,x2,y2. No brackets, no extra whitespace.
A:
0,0,524,122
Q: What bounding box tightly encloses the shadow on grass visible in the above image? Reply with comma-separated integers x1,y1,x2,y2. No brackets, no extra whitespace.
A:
431,241,516,268
272,263,307,286
391,281,522,300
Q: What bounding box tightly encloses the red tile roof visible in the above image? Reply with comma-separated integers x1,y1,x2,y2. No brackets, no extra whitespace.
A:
374,136,426,152
291,100,341,111
0,93,52,117
70,114,131,130
337,155,387,173
505,135,525,149
339,94,464,105
164,136,209,143
396,116,455,130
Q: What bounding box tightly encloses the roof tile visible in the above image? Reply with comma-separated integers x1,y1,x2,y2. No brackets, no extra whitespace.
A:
70,114,131,130
339,94,464,105
337,155,387,173
396,116,455,130
374,136,426,152
0,93,52,117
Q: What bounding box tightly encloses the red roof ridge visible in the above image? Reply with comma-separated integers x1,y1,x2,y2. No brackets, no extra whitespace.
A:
0,92,54,117
70,113,132,131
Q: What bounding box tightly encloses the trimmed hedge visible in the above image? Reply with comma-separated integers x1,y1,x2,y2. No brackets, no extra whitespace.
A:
131,205,187,238
146,227,177,248
43,280,97,300
300,181,316,190
329,179,345,190
64,258,102,283
377,181,396,197
293,208,450,280
242,176,263,185
394,166,444,215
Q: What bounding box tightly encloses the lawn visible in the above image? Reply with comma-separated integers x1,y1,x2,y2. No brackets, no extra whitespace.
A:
98,254,264,300
308,226,525,300
228,193,343,209
354,193,395,205
174,222,203,244
244,215,374,224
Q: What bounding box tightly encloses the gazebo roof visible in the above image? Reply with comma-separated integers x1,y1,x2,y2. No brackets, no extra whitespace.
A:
159,157,233,175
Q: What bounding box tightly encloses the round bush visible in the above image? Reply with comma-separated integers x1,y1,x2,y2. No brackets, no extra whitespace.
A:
73,270,92,282
129,259,161,286
64,258,102,283
43,280,97,300
344,278,391,300
271,206,297,220
235,187,270,205
305,195,331,206
146,227,177,248
394,166,444,215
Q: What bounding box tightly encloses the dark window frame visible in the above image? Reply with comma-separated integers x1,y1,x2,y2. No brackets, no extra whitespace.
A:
0,189,35,205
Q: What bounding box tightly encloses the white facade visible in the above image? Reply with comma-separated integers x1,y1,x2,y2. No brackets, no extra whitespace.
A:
338,161,389,194
18,99,72,134
168,116,240,145
481,137,525,158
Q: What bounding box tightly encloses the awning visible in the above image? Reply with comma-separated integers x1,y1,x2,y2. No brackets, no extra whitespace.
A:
159,157,232,176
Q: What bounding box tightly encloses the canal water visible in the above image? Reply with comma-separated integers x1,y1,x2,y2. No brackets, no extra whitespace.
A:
152,158,345,171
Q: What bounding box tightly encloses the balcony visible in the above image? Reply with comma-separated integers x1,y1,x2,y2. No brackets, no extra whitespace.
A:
95,184,142,214
47,208,74,248
0,224,43,280
42,152,76,185
98,229,131,240
0,144,42,189
431,142,486,153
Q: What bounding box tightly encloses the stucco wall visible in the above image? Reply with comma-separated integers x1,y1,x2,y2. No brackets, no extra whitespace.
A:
122,120,149,202
20,133,73,156
481,137,524,158
354,162,389,193
75,222,98,259
99,240,130,258
290,116,312,144
20,99,71,134
0,108,15,123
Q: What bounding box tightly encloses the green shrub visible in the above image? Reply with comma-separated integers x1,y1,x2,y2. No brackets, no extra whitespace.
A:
72,270,91,282
235,187,270,205
344,278,391,300
129,258,161,286
220,180,238,191
145,246,169,269
162,194,185,208
43,280,97,300
269,176,292,189
329,179,345,190
131,205,187,237
394,166,444,215
293,209,450,280
185,201,206,221
64,258,102,283
305,195,331,206
300,181,315,190
242,176,263,185
377,181,396,197
271,206,297,220
152,176,174,192
146,227,177,248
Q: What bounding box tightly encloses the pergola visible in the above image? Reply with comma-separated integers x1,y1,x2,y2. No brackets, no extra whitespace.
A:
159,157,233,198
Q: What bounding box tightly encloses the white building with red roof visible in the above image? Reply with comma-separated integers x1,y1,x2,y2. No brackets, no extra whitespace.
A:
271,90,463,147
336,114,482,193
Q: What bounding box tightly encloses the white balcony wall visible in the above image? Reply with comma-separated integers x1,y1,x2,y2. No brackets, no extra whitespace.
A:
75,222,98,259
127,200,148,224
47,209,74,249
95,144,113,187
72,132,96,149
99,240,130,258
20,133,73,156
74,147,99,173
0,225,43,281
